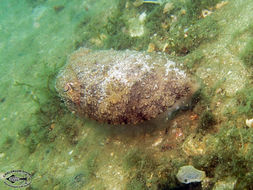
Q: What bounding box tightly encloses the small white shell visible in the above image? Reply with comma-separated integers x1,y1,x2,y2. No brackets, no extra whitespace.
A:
152,137,163,147
201,9,213,18
246,118,253,128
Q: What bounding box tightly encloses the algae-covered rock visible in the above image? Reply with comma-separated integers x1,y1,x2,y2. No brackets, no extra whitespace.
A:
55,48,199,124
213,177,237,190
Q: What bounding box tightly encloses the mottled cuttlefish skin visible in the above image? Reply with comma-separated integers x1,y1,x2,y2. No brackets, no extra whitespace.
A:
55,48,199,125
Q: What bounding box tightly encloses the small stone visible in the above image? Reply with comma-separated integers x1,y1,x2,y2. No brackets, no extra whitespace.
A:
56,48,199,125
0,153,5,158
152,137,163,147
125,1,130,9
0,173,5,179
201,9,213,18
163,2,173,14
201,177,213,190
216,1,229,9
213,177,237,190
128,13,146,37
245,118,253,128
180,9,186,15
176,165,206,184
147,43,156,52
133,0,143,7
162,43,169,52
182,134,206,156
161,22,169,29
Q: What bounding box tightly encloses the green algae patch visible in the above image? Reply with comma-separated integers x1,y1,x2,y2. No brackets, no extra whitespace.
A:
235,87,253,116
164,15,219,55
223,86,253,118
144,0,221,55
192,125,253,189
123,148,157,171
240,38,253,67
15,63,69,153
123,148,160,189
75,0,221,54
126,178,147,190
198,110,216,132
184,49,205,70
0,136,15,154
185,0,222,19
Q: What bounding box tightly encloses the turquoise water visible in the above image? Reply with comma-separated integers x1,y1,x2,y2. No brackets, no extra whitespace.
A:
0,0,253,189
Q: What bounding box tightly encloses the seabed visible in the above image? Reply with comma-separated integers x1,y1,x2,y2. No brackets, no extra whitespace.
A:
0,0,252,189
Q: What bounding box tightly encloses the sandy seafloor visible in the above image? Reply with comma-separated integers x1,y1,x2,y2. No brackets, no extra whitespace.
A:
0,0,253,189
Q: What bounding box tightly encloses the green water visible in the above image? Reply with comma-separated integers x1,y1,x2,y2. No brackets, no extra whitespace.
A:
0,0,253,189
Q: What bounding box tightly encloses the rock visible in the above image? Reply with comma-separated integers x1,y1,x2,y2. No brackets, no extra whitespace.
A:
163,2,174,14
176,165,206,184
55,48,199,124
213,177,237,190
128,12,146,37
245,118,253,128
182,134,207,156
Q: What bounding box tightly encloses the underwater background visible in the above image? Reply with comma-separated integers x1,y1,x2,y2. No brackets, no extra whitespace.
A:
0,0,252,189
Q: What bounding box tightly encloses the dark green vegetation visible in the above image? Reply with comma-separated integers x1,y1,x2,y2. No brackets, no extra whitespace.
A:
123,149,192,190
123,148,177,190
75,0,222,55
64,152,99,189
184,0,222,18
235,87,253,117
75,0,150,50
14,77,100,189
16,64,70,153
124,148,157,190
232,22,253,67
12,62,105,189
0,63,68,155
184,49,204,70
224,86,253,118
193,125,253,190
0,136,14,153
188,85,210,109
198,110,216,131
160,12,219,55
123,148,156,171
240,38,253,67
